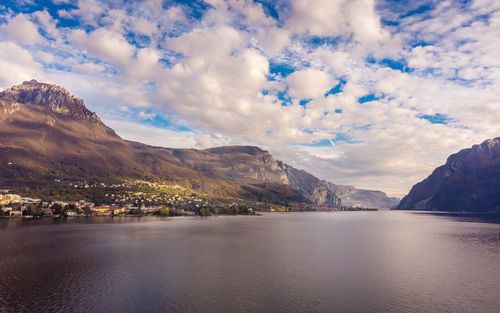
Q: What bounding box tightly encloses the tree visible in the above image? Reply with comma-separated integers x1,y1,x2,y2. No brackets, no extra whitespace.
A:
159,206,170,216
51,203,63,215
199,207,208,216
27,203,43,217
82,205,92,216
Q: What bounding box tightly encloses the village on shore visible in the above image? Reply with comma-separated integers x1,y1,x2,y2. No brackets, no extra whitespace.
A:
0,180,290,219
0,179,356,219
0,190,260,219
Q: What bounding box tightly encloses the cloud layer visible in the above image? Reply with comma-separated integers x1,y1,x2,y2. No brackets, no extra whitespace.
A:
0,0,499,196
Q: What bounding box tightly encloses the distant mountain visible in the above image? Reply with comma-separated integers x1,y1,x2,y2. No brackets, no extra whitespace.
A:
326,184,399,209
281,164,342,206
0,80,342,206
398,138,500,212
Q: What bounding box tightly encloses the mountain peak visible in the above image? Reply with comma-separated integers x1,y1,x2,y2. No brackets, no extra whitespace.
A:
479,137,499,150
23,79,40,84
0,80,99,121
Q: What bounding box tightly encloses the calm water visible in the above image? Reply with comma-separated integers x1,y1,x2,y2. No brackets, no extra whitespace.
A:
1,212,500,313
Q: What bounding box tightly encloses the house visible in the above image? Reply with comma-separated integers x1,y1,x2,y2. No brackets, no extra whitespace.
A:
1,207,12,216
0,194,21,205
91,206,112,216
112,208,128,215
142,206,160,215
9,210,23,217
20,197,41,204
42,208,53,216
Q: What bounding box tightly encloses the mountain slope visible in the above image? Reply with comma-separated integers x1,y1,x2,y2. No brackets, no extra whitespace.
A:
0,80,340,206
397,138,500,212
281,163,342,206
326,184,399,209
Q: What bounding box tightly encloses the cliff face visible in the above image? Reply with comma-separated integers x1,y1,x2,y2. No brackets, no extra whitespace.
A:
398,138,500,212
281,164,342,207
0,80,100,121
175,146,289,185
0,80,342,207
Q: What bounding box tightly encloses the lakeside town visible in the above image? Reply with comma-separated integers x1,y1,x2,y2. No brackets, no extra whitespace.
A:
0,179,345,219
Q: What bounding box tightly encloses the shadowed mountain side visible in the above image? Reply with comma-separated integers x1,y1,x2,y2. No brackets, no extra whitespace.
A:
398,138,500,212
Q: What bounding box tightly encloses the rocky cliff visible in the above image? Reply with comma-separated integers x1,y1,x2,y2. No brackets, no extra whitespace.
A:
397,138,500,212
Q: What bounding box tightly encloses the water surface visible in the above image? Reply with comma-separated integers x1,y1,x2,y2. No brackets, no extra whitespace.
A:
1,212,499,313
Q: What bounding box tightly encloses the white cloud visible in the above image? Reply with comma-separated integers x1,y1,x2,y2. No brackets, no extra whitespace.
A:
137,111,155,120
287,0,389,47
32,10,59,40
287,0,344,37
66,0,105,26
71,62,105,74
0,14,44,45
0,42,44,88
69,28,135,66
106,119,229,149
133,17,157,36
286,69,335,99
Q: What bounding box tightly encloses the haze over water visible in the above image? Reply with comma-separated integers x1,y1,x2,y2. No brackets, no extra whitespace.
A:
1,212,500,313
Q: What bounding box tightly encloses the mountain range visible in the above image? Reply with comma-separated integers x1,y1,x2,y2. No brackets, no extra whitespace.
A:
0,80,398,208
398,137,500,212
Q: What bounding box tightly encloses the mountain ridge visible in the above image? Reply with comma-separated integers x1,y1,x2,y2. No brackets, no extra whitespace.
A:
397,137,500,212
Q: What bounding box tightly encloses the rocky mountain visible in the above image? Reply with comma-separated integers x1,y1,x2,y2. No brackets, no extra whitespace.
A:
281,163,342,207
397,138,500,212
326,184,399,209
0,80,342,206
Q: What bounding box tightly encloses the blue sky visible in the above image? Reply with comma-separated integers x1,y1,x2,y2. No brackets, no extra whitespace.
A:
0,0,499,196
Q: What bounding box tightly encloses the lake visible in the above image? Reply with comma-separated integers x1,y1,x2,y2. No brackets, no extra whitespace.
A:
1,211,499,313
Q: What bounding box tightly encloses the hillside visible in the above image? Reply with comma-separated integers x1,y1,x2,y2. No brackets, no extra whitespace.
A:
0,80,342,206
326,184,399,209
397,138,500,212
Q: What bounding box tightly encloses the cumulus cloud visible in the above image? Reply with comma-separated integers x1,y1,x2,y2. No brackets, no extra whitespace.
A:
0,14,44,45
69,28,135,66
286,69,335,100
71,62,105,74
106,119,230,149
0,42,44,87
287,0,389,46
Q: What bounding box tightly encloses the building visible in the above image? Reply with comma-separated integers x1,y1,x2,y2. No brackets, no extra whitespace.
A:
91,206,112,216
0,194,21,205
1,207,12,216
42,208,53,216
112,208,128,215
20,197,41,204
9,210,23,217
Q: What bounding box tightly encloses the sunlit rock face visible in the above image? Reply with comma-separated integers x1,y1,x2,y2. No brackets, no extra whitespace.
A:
0,80,99,121
398,138,500,212
281,164,342,207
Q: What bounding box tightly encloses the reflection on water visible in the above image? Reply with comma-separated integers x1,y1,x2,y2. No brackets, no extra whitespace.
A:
413,211,500,224
1,212,500,313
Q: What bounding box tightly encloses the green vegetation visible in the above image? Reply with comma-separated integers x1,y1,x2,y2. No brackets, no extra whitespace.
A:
159,206,170,217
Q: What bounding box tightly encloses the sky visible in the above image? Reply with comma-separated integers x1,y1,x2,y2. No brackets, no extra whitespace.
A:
0,0,499,197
